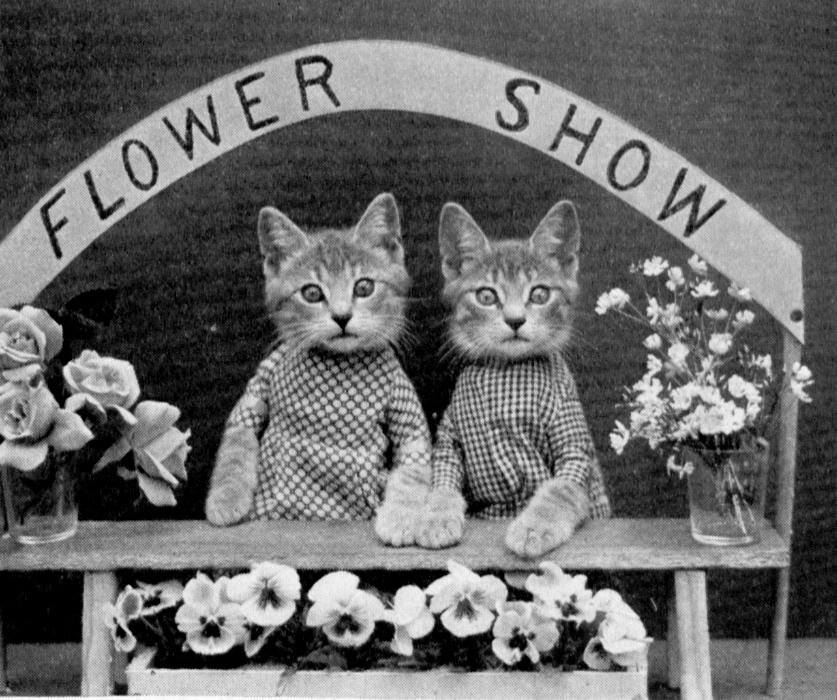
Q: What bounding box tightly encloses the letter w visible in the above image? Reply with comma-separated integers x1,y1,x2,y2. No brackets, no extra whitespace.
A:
658,167,727,237
163,96,221,160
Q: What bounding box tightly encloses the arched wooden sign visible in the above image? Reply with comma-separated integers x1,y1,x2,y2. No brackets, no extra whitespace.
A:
0,40,804,341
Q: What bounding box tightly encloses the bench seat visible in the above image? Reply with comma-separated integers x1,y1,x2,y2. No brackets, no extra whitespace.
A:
0,518,790,698
0,517,789,572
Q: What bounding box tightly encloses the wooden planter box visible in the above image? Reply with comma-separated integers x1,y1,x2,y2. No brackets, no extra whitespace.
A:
125,650,648,699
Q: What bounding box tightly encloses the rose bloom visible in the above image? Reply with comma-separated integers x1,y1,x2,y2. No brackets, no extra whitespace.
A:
96,400,191,505
0,378,93,471
0,306,63,379
63,349,140,411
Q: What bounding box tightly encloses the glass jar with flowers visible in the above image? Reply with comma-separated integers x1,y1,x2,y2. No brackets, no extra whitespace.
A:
0,304,191,544
596,255,813,545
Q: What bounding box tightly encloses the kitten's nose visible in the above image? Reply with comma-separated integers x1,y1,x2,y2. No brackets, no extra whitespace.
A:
505,317,525,332
332,313,352,331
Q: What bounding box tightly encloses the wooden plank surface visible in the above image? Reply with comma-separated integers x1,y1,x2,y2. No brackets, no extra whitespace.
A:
0,518,789,572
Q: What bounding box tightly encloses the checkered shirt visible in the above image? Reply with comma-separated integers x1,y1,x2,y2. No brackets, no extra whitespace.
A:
227,345,430,521
432,354,611,519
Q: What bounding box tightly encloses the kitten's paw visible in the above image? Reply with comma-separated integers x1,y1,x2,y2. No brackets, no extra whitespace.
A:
374,503,418,547
205,481,253,526
505,515,572,559
415,489,466,549
416,514,464,549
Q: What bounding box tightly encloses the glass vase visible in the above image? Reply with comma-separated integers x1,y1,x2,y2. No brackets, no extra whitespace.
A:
684,439,769,546
1,449,79,544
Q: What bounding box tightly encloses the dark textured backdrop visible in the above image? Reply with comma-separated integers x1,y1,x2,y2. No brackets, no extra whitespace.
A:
1,0,834,640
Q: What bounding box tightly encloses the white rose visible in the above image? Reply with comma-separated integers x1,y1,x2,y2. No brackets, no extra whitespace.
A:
64,350,140,409
0,306,63,379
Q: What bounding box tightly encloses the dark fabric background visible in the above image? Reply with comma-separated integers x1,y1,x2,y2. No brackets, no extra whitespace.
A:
1,0,834,640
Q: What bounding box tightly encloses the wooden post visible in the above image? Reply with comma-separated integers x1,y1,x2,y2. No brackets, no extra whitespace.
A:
766,332,802,697
0,599,7,693
81,571,118,697
674,571,713,700
666,574,680,689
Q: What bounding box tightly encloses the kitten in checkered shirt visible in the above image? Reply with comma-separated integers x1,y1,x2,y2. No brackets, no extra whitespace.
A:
205,193,432,546
416,200,611,557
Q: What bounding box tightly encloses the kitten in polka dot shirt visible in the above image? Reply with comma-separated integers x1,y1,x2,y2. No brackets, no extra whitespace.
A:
205,194,431,547
416,200,611,558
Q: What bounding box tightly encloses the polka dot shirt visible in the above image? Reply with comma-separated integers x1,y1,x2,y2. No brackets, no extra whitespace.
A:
227,344,430,521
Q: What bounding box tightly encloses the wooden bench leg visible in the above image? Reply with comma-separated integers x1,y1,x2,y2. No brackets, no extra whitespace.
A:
81,571,117,697
766,566,790,696
0,596,7,692
667,575,680,689
674,570,713,700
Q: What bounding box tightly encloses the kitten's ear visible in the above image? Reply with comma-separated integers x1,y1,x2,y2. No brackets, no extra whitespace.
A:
257,207,309,273
354,192,404,264
438,203,491,281
529,200,580,280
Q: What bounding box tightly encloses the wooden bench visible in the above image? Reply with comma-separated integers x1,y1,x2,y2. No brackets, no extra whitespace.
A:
0,517,789,699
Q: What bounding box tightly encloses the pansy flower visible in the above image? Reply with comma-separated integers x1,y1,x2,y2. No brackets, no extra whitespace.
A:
525,562,595,625
305,571,384,648
426,560,508,637
381,585,434,656
583,590,651,669
491,601,559,666
174,572,246,655
101,586,143,653
226,561,301,627
135,580,184,615
242,623,277,658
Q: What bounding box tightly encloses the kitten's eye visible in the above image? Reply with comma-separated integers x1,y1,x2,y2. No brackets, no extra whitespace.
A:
475,287,499,306
529,286,551,305
353,278,375,298
300,284,325,304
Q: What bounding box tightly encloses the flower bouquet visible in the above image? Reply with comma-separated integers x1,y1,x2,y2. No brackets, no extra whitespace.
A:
111,560,650,698
0,304,191,543
596,255,813,544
